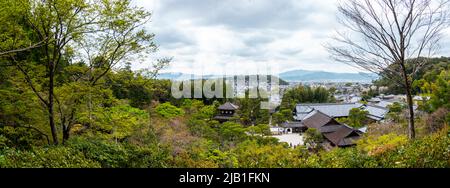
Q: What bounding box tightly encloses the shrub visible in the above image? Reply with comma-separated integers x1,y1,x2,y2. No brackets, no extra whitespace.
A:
155,102,184,118
219,122,247,143
66,137,171,168
0,126,48,150
375,129,450,168
315,148,375,168
304,128,324,150
233,140,300,168
357,134,408,156
423,108,449,134
66,137,129,168
0,147,101,168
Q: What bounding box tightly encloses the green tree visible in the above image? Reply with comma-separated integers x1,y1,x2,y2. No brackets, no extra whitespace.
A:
280,86,334,112
219,122,246,143
236,91,270,126
347,108,369,128
428,70,450,111
386,102,406,123
246,124,270,136
155,102,184,118
1,0,164,144
304,128,324,150
328,0,449,139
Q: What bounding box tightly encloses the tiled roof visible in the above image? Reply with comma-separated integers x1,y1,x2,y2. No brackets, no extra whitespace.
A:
294,103,388,121
362,105,389,120
323,125,361,147
297,109,362,147
319,124,344,133
374,101,393,108
295,103,363,120
218,102,239,110
302,111,340,130
281,121,306,128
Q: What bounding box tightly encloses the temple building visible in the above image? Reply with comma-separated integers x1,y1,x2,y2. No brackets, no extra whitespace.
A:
294,103,389,122
301,110,363,147
213,102,239,123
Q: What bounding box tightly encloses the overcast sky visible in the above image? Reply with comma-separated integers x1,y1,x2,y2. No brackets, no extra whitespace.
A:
135,0,450,75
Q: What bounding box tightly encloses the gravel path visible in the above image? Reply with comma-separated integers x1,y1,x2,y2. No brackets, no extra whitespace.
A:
272,133,304,147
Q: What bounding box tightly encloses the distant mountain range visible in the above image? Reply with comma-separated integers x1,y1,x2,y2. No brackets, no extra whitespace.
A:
278,70,378,83
157,69,378,83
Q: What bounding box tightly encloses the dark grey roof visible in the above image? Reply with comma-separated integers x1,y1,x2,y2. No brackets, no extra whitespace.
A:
319,124,344,133
302,111,339,130
362,105,388,120
294,103,388,121
281,121,305,128
218,102,239,110
295,103,363,120
323,125,361,147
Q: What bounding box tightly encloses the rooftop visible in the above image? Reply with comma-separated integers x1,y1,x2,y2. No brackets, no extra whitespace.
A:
281,121,305,128
302,111,339,130
218,102,239,110
294,103,389,121
323,125,361,147
295,103,363,120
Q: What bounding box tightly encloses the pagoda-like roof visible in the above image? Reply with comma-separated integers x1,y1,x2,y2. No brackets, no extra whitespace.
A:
218,102,239,110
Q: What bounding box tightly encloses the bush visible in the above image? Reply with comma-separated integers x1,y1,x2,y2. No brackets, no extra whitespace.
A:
357,134,408,156
0,126,48,150
233,140,300,168
66,137,130,168
246,124,270,136
66,137,170,168
79,104,149,141
314,148,374,168
155,102,184,118
375,130,450,168
219,122,247,143
304,128,324,149
0,147,101,168
423,108,449,134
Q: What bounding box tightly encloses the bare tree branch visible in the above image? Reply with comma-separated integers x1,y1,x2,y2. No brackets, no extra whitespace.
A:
327,0,450,139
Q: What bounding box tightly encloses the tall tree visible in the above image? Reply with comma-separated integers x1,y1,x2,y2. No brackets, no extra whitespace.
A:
3,0,163,144
0,0,46,56
328,0,450,139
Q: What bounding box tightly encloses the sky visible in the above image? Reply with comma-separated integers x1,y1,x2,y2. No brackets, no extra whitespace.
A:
135,0,450,75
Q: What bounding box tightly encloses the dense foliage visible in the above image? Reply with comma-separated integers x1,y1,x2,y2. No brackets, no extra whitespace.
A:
0,0,448,168
337,108,369,128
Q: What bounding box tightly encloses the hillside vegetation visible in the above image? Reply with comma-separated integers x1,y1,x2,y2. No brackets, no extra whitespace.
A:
0,0,448,168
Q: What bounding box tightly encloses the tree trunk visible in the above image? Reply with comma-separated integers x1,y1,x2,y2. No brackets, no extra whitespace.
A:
400,63,416,140
405,87,416,139
48,64,59,145
62,127,70,144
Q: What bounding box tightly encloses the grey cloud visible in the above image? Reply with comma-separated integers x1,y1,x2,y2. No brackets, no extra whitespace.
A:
141,0,449,75
281,48,304,56
155,0,334,31
154,30,194,46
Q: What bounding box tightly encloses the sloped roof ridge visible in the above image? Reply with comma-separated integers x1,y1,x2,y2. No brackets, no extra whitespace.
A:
297,103,360,106
364,104,389,110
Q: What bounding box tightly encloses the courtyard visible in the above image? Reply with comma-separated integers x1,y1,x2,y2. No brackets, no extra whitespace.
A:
271,133,304,147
